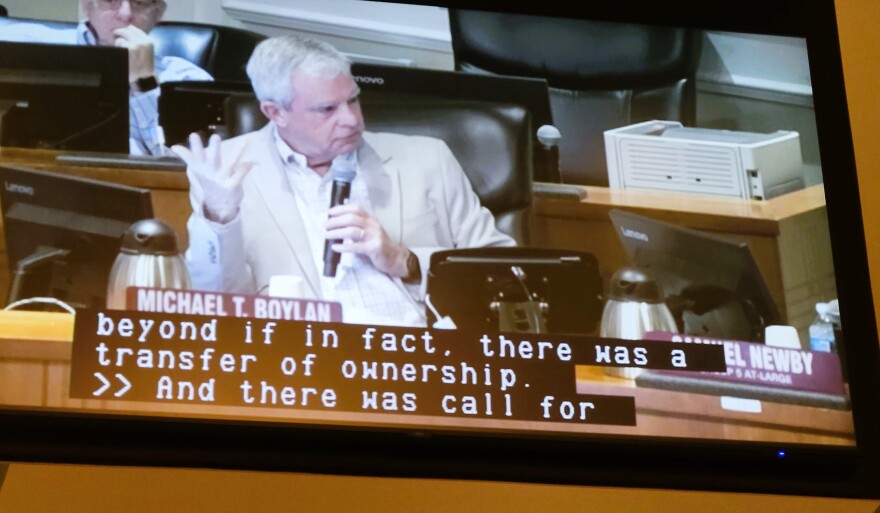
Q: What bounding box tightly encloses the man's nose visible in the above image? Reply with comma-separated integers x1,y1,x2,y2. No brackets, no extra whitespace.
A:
337,102,360,126
116,0,134,20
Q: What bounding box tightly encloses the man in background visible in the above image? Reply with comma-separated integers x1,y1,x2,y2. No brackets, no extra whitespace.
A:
178,35,514,327
0,0,212,155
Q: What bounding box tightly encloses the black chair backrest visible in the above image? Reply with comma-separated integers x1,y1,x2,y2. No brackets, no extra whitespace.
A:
350,63,557,183
151,22,217,75
224,94,534,245
152,21,265,82
449,9,702,186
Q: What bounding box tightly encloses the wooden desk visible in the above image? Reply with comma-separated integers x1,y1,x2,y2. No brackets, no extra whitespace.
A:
0,148,835,337
0,312,854,446
0,147,191,239
575,366,853,446
532,185,836,337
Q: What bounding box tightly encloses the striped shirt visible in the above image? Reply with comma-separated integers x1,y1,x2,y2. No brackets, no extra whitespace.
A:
272,129,426,327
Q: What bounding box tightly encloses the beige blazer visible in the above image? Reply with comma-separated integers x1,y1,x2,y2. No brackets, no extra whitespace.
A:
186,123,514,305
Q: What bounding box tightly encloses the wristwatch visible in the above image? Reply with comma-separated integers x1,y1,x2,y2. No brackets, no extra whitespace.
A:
132,75,159,93
402,251,421,284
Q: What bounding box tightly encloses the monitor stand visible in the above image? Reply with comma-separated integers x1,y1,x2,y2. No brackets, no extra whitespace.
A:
0,99,17,145
493,300,548,333
489,265,549,333
6,247,69,307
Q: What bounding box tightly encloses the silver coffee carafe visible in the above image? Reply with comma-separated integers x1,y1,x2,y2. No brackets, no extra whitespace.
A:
600,266,678,378
106,219,191,309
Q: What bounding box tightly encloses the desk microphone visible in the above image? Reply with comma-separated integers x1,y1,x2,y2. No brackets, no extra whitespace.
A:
537,124,562,182
323,152,357,277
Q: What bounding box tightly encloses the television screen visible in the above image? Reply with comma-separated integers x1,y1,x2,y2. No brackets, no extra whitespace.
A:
0,0,878,500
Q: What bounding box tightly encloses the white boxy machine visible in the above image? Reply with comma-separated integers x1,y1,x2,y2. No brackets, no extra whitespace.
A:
604,120,806,200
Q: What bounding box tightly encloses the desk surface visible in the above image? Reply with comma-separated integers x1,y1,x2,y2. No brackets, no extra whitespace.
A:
0,309,854,448
0,148,189,190
575,366,853,445
534,183,827,236
1,147,825,222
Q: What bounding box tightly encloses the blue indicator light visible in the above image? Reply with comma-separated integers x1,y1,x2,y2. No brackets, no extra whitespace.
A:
777,450,786,458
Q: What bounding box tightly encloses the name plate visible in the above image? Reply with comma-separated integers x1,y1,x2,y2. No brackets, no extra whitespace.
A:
125,287,343,323
642,332,846,398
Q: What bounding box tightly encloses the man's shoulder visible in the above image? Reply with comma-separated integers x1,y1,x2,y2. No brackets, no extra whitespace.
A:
221,124,272,152
0,21,77,44
156,55,214,82
363,131,449,153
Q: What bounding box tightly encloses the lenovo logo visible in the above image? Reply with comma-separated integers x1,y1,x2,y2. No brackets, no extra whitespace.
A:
354,75,385,85
621,227,649,242
5,181,34,196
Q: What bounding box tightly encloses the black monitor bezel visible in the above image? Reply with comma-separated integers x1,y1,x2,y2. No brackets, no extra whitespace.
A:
608,209,783,342
426,247,604,334
0,41,129,153
0,165,154,308
1,0,879,500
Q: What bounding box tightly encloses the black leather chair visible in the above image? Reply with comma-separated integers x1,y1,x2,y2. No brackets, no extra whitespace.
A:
224,94,534,245
448,9,703,186
0,17,265,82
151,21,265,82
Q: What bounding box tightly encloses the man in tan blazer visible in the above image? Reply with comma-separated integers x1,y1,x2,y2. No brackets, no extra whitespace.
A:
180,35,514,327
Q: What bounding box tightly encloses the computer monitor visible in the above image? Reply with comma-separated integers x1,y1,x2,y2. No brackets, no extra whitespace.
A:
0,41,129,153
608,209,782,342
157,80,255,146
0,165,153,309
426,247,603,334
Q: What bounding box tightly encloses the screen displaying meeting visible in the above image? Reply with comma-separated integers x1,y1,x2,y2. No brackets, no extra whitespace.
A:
0,0,851,450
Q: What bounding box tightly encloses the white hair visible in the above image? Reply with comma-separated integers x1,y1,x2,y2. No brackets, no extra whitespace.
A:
246,35,352,108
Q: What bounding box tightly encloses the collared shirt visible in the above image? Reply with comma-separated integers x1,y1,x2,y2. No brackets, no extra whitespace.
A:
0,20,212,155
272,128,425,327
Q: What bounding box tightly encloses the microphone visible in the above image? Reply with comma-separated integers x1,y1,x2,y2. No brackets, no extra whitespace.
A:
323,152,357,277
536,125,562,182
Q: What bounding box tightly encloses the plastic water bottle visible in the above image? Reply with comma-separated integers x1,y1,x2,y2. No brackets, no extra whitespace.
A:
809,301,835,352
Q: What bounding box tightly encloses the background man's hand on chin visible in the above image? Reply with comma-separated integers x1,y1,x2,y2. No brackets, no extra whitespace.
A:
113,25,155,83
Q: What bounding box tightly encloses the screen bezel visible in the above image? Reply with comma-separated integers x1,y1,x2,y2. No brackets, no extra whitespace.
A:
1,0,878,499
0,41,129,152
608,209,783,342
0,165,154,308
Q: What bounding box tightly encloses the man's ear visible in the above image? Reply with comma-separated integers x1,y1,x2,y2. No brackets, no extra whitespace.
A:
260,101,286,127
155,1,168,19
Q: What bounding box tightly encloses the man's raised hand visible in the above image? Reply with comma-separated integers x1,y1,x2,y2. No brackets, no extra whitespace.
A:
180,133,254,224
